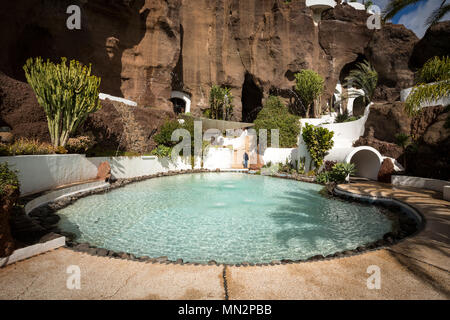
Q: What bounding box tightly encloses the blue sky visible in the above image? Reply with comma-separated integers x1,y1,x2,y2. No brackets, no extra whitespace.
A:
353,0,450,38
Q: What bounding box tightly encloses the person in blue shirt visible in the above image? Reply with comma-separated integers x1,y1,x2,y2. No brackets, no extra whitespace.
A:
243,152,249,169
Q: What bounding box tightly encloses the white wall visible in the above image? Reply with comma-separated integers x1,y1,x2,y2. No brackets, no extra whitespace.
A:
1,155,99,196
99,93,137,107
203,147,233,170
0,155,192,196
300,104,370,149
88,156,192,179
392,175,450,193
263,148,297,165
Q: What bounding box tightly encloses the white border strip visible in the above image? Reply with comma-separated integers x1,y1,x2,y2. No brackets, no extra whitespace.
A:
25,181,109,214
0,236,66,267
334,187,423,224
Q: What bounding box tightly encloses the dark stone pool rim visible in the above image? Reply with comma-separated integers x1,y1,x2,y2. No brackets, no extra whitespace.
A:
25,169,423,267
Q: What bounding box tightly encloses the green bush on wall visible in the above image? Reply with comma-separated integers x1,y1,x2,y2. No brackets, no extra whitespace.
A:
0,162,19,197
301,123,334,172
254,96,301,148
152,117,196,157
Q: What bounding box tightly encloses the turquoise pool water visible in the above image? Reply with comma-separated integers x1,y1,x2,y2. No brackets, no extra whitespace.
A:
57,173,392,264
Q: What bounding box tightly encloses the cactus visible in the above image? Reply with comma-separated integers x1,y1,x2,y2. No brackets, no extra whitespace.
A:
23,57,102,148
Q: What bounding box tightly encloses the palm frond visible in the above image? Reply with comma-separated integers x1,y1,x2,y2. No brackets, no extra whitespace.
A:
382,0,421,21
343,60,378,106
426,3,450,27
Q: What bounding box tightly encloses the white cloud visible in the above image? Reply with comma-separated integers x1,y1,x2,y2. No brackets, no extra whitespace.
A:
397,0,450,38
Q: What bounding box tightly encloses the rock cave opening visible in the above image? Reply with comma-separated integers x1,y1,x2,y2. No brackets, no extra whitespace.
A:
9,25,55,82
170,91,191,114
241,73,263,123
336,54,369,115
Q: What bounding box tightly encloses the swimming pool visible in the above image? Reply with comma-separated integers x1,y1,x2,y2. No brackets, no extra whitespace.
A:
57,173,393,264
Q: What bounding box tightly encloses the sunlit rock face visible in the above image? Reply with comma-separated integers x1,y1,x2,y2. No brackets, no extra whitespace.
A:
0,0,429,120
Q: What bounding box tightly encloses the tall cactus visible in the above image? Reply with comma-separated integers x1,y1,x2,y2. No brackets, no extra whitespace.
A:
23,57,102,148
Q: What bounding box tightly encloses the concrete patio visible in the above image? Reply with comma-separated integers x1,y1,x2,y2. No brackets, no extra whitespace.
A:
0,182,449,300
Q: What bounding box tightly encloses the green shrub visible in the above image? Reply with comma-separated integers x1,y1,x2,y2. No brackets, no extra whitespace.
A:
8,138,55,155
0,162,19,197
323,160,337,173
150,145,172,158
405,56,450,116
417,56,450,84
0,143,9,156
316,171,330,184
66,136,95,154
154,120,182,147
254,96,300,148
301,123,334,171
23,57,102,148
294,70,324,117
329,162,356,183
153,117,197,158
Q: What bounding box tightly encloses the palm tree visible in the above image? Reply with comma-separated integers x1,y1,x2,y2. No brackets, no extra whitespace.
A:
344,60,378,106
405,56,450,116
383,0,450,27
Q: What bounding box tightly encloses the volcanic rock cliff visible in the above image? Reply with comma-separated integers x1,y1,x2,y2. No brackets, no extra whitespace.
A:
1,0,418,117
0,0,447,156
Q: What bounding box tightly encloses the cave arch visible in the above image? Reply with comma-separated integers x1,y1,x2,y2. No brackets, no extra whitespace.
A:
335,54,369,115
170,91,191,114
241,73,263,123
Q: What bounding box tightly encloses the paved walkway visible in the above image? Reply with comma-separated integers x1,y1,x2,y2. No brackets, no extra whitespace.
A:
0,182,449,299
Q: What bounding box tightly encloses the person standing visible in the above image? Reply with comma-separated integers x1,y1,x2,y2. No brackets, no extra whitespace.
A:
243,152,249,169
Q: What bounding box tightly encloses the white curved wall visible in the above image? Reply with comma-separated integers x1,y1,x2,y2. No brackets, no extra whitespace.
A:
306,0,337,9
301,104,370,149
346,2,365,10
0,155,192,196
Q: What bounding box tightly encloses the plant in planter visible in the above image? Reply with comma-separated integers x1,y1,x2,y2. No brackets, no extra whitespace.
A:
23,57,102,148
405,56,450,116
